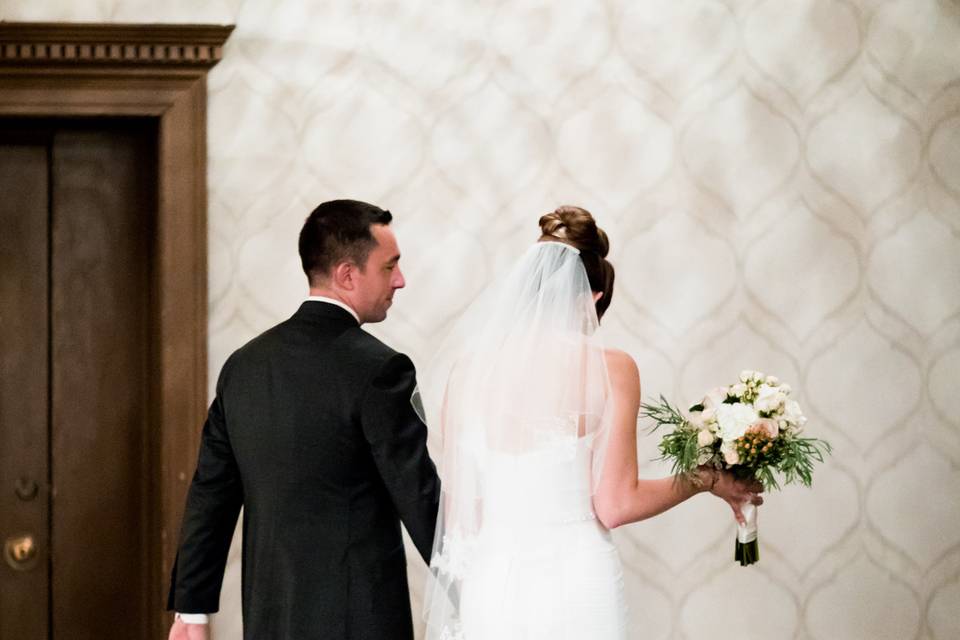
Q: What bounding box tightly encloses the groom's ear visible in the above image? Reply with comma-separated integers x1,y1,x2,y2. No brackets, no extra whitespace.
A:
331,261,356,291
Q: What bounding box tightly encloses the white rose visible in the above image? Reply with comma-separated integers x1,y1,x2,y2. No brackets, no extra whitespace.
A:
715,403,759,442
739,370,753,383
697,429,715,447
755,385,785,413
730,382,748,398
721,440,740,465
780,383,792,395
765,375,780,386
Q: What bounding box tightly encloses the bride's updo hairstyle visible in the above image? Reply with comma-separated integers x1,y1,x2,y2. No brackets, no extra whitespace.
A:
538,205,615,320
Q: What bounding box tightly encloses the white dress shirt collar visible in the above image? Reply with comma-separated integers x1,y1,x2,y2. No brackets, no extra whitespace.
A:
305,295,360,323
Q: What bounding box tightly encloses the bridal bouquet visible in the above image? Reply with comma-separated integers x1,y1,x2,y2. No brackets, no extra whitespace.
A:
640,370,831,566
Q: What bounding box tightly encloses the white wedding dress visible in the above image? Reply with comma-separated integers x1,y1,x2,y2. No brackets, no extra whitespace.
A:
454,433,627,639
421,242,629,639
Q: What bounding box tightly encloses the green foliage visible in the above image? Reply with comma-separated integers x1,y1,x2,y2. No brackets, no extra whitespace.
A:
657,424,701,479
777,436,832,487
641,395,701,481
641,395,690,432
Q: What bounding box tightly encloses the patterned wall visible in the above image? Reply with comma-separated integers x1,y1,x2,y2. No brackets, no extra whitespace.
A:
4,1,959,638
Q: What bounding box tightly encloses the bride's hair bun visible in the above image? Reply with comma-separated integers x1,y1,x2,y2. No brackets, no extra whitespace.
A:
538,205,609,258
538,205,615,319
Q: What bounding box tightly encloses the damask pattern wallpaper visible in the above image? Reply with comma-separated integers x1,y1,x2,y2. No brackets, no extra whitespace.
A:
3,1,959,638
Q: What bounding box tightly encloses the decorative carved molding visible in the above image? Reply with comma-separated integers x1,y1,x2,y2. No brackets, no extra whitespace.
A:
0,22,233,67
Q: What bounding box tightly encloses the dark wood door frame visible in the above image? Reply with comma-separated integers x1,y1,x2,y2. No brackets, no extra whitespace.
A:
0,23,233,636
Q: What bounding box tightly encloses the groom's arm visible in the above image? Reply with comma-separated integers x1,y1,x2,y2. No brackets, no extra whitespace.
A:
361,353,441,562
167,379,244,617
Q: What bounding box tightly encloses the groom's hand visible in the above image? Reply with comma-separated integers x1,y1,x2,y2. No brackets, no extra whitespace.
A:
168,619,209,640
708,470,764,525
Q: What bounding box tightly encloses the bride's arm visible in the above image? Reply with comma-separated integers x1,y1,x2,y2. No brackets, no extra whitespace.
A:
592,349,762,530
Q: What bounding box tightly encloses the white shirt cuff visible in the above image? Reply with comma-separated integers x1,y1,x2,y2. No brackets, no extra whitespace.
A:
176,612,210,624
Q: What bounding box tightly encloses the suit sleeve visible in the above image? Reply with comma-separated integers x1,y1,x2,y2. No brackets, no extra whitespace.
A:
360,353,441,563
166,379,244,613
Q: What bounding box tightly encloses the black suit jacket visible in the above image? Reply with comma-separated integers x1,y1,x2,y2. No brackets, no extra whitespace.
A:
167,301,440,639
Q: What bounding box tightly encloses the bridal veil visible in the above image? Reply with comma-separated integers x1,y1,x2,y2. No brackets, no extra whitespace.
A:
420,240,613,639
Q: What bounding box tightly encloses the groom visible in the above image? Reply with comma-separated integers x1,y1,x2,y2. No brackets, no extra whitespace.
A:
167,200,441,639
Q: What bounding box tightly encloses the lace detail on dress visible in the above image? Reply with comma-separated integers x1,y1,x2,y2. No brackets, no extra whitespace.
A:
529,415,580,460
432,531,479,578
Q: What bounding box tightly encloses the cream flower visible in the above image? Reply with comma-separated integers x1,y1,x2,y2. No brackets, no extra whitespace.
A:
703,387,729,409
782,399,806,434
697,429,716,447
701,406,717,423
721,440,740,465
783,399,805,424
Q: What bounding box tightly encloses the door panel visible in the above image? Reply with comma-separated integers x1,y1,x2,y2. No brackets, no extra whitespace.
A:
0,120,157,639
50,127,155,637
0,142,51,638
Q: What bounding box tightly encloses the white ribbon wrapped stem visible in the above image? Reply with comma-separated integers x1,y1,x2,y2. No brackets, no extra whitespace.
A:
737,502,758,544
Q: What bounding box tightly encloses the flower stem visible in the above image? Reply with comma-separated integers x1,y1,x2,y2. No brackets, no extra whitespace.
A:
735,537,759,566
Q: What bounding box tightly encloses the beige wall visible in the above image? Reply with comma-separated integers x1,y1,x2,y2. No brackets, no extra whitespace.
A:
5,1,959,638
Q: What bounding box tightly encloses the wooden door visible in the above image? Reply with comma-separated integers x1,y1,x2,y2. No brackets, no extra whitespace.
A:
0,131,51,639
0,120,158,639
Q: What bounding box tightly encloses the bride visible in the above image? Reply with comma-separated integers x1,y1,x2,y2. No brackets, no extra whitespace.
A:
421,206,762,639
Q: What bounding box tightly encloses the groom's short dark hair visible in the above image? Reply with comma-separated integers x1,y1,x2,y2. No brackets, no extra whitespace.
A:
299,199,393,284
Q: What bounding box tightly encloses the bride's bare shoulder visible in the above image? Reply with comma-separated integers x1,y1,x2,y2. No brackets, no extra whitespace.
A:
604,348,640,385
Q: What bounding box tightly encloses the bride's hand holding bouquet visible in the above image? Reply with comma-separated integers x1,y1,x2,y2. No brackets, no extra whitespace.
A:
694,465,764,527
641,370,832,565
